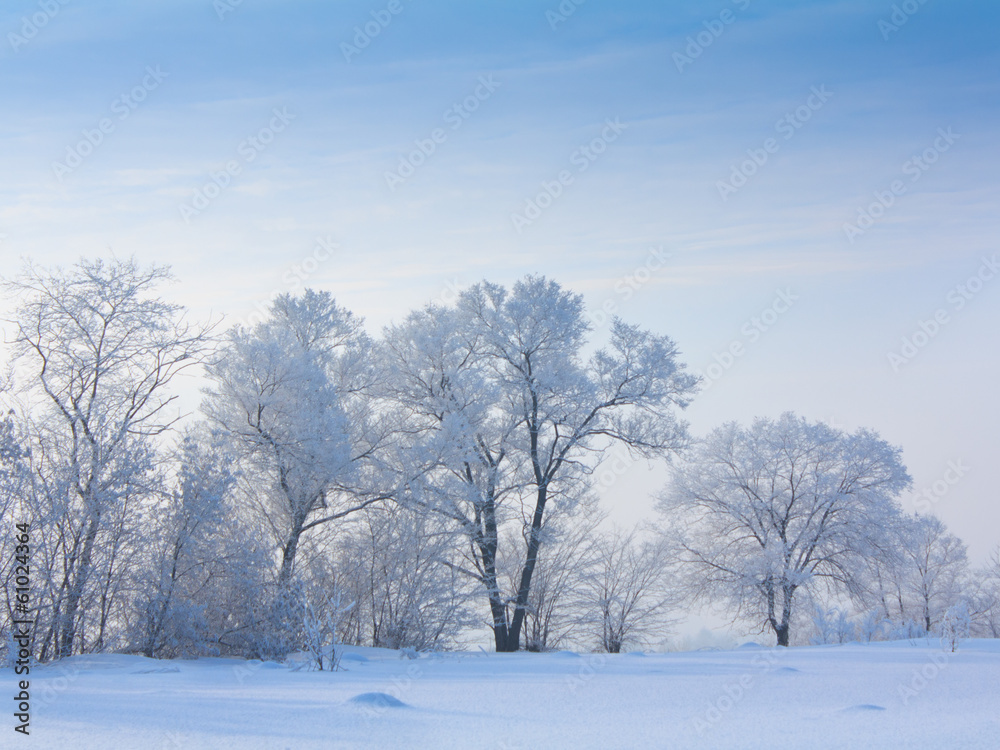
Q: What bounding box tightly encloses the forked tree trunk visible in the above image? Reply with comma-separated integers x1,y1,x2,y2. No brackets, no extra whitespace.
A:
767,581,795,647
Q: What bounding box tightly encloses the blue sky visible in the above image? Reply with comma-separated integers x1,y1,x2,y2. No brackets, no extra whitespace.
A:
1,0,998,560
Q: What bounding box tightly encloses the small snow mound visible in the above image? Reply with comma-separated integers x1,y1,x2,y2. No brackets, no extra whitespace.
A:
842,704,886,712
738,642,764,649
348,692,409,709
774,667,801,674
550,651,581,658
339,653,369,663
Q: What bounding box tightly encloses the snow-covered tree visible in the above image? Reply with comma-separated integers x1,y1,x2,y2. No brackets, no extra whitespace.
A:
901,514,968,634
855,513,970,636
940,601,970,652
380,302,522,651
810,606,857,645
580,526,676,653
0,407,30,665
969,548,1000,638
3,258,210,659
498,506,606,652
660,413,910,646
333,504,476,651
472,280,694,652
0,409,24,517
293,569,354,671
204,290,392,587
131,430,237,658
385,277,696,651
852,520,910,628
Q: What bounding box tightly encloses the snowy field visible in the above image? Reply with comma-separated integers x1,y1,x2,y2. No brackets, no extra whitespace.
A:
12,640,1000,749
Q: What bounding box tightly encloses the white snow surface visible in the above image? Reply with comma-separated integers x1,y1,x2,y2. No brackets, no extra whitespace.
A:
9,639,1000,749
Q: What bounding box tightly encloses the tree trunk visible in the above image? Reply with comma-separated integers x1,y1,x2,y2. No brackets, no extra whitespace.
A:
766,581,794,647
57,513,101,658
145,537,185,657
476,502,513,652
775,585,795,647
490,597,512,652
775,624,790,647
505,485,548,652
278,511,307,585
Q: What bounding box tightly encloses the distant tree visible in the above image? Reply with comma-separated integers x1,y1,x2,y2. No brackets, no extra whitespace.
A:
940,602,970,652
853,519,911,627
900,514,968,633
660,413,910,646
856,513,970,636
961,547,1000,639
581,526,676,653
856,608,890,643
810,605,857,645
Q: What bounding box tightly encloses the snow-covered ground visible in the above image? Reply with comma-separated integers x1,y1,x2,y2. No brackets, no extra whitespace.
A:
11,639,1000,749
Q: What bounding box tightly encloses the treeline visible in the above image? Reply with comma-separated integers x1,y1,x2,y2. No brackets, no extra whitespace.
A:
0,258,997,665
